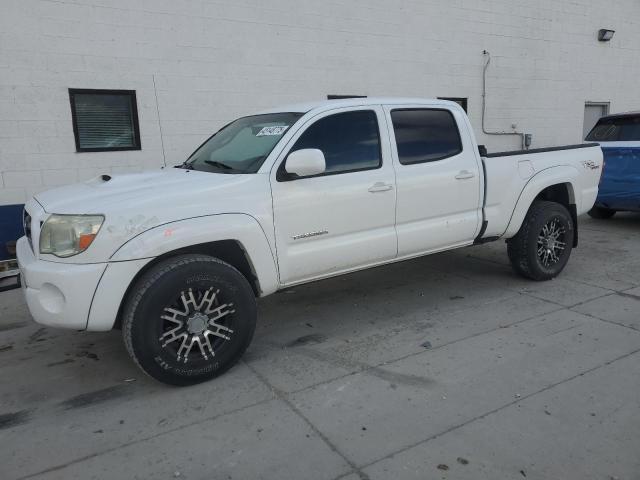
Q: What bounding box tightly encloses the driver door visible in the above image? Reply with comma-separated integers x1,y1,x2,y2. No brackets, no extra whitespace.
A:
270,106,397,285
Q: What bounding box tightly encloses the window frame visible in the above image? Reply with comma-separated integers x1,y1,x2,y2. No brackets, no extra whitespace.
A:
390,107,464,166
277,108,383,182
68,88,142,153
437,97,468,113
327,95,368,100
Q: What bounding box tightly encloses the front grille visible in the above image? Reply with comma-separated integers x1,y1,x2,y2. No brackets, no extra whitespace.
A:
23,209,32,250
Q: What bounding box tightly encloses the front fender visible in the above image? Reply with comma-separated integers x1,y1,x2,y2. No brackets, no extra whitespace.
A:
110,213,279,295
503,166,578,238
86,214,280,331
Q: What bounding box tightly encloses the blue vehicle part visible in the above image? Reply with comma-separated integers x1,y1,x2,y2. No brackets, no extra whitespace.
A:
595,147,640,212
0,204,24,260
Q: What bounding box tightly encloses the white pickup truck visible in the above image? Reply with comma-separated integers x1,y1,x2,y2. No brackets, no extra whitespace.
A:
17,98,603,385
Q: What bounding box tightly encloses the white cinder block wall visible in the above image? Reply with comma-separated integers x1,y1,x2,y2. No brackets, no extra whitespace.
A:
1,0,639,208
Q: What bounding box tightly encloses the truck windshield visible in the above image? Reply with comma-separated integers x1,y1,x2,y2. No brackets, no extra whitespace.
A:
585,115,640,142
183,112,304,173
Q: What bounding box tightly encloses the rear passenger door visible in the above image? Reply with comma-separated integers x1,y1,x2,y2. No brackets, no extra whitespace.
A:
384,105,483,256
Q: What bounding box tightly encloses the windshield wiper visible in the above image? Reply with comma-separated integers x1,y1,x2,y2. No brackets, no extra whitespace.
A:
175,161,193,169
204,160,236,171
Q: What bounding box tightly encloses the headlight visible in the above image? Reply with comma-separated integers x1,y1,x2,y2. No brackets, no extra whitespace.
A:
39,214,104,257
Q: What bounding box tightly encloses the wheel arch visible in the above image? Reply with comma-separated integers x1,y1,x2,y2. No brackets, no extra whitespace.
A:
111,240,258,330
534,182,578,247
504,166,579,245
89,214,279,331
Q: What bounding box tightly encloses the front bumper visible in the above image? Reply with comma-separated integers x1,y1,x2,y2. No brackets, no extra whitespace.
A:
17,236,154,331
16,236,107,330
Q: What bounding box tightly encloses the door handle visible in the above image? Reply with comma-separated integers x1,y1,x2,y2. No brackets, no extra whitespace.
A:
455,170,475,180
368,182,394,193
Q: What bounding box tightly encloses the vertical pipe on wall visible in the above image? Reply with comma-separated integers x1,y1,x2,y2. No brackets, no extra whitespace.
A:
481,50,526,150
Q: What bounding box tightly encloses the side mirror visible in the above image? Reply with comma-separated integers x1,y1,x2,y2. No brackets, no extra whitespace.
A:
285,149,326,177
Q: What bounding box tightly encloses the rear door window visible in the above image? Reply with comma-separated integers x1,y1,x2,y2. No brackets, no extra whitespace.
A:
586,115,640,141
391,109,463,165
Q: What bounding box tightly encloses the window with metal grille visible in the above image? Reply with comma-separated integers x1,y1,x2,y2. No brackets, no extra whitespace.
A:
69,89,141,152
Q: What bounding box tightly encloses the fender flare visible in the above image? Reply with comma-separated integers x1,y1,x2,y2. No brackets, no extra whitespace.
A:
503,165,579,238
110,213,279,295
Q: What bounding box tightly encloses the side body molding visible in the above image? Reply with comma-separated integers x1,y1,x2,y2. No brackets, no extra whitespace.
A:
503,166,578,238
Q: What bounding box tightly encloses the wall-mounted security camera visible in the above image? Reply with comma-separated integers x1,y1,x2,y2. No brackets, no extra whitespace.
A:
598,29,615,42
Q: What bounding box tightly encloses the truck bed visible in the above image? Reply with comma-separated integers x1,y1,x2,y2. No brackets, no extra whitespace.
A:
480,143,603,239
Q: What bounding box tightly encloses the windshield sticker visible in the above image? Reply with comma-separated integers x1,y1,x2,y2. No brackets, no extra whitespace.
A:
256,125,289,136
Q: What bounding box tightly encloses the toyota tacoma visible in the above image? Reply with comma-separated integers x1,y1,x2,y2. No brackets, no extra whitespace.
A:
17,98,603,385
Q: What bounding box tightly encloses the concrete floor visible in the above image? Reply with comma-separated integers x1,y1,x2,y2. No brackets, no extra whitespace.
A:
1,214,639,480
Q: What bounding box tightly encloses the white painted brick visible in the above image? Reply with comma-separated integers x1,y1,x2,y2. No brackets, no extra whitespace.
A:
35,136,76,154
18,120,58,138
0,187,26,205
0,137,31,154
110,165,143,175
0,120,20,138
77,167,107,181
42,169,78,186
2,170,42,188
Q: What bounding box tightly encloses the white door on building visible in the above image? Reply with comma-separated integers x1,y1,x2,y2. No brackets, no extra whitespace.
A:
583,102,610,139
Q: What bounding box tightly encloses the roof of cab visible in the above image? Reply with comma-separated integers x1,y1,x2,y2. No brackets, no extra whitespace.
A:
600,110,640,120
257,97,460,115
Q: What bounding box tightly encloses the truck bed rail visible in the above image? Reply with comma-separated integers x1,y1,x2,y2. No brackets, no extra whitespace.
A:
483,143,600,158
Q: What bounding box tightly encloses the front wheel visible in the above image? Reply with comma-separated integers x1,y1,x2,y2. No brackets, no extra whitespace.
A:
122,254,256,386
507,201,574,281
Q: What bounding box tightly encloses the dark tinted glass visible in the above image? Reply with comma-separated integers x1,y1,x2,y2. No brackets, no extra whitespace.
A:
585,115,640,141
391,109,462,164
290,110,381,174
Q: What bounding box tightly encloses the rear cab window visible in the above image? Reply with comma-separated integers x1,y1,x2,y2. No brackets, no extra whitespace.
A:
390,109,463,164
586,114,640,142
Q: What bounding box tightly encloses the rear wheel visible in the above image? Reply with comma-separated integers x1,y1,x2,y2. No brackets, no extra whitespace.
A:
122,254,256,386
507,201,574,281
587,206,616,219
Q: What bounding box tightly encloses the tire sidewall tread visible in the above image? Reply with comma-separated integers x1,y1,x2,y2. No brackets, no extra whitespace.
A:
507,201,574,281
122,254,256,386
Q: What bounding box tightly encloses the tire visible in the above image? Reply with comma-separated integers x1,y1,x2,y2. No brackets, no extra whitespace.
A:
507,201,574,281
122,254,256,386
587,206,616,219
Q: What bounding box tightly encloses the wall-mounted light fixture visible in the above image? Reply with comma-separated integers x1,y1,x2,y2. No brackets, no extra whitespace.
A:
598,29,615,42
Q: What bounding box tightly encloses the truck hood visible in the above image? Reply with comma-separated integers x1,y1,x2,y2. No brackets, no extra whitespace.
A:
29,168,273,263
36,168,260,217
31,168,273,262
34,168,271,238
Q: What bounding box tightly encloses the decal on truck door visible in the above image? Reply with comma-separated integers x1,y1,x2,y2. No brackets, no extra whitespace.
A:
581,160,601,170
292,230,329,240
